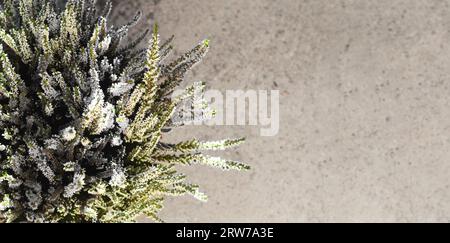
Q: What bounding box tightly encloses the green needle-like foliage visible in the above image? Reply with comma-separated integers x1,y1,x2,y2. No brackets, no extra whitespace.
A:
0,0,249,223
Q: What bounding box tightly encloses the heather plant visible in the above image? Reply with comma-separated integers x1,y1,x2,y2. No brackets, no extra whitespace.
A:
0,0,249,223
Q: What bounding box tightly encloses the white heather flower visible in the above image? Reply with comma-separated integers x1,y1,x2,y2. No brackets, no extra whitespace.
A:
2,130,13,140
8,177,23,189
111,136,123,147
101,102,115,132
0,144,6,151
61,126,77,141
63,162,77,172
28,144,55,182
82,88,104,130
40,73,60,99
109,82,134,97
98,36,112,55
81,138,91,147
109,164,126,188
113,57,121,67
25,212,45,223
85,70,102,104
0,194,12,211
110,74,118,82
116,115,129,132
9,155,23,174
100,57,113,72
0,173,22,189
83,206,98,219
44,138,61,150
63,170,86,198
88,181,107,195
82,88,116,134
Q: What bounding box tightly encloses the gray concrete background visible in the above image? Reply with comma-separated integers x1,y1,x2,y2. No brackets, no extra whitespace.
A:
106,0,450,222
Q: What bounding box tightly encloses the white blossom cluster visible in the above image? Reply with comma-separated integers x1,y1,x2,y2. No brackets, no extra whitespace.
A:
0,0,248,223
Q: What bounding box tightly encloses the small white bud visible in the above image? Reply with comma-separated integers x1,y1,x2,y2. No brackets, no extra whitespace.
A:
116,115,129,131
81,138,91,147
61,127,77,141
111,136,123,147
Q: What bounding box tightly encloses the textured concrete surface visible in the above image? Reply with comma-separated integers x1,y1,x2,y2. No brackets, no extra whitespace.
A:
107,0,450,222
